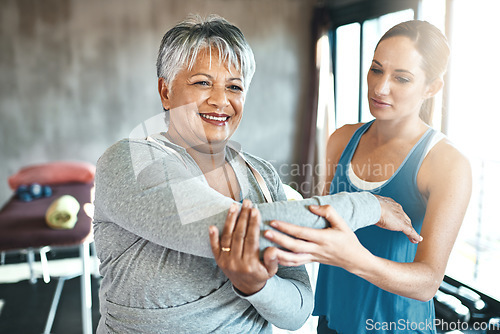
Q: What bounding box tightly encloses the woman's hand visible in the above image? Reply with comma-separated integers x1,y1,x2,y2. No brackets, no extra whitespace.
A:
374,195,423,243
209,200,279,295
264,205,369,268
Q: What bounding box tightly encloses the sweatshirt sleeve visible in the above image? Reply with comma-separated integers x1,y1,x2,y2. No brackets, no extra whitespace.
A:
255,191,380,250
235,265,313,330
93,139,381,258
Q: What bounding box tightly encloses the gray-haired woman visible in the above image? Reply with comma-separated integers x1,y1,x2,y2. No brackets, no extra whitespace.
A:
93,15,421,333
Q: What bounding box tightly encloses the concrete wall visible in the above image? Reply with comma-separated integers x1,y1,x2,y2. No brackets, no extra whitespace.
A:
0,0,315,205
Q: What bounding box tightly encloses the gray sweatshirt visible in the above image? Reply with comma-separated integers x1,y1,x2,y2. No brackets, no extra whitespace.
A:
93,134,380,333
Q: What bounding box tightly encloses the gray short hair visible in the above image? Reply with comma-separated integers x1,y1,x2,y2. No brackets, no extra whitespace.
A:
156,14,256,91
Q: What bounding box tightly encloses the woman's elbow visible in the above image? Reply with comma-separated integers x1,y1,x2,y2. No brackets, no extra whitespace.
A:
275,308,313,331
278,292,314,330
415,280,442,302
417,291,437,302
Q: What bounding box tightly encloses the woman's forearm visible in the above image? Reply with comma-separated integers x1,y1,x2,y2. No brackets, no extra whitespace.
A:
347,248,441,301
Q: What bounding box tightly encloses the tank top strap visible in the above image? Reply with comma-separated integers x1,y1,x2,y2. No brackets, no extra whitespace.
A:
399,127,438,185
337,120,374,169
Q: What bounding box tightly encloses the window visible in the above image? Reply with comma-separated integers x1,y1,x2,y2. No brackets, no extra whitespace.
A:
443,0,500,301
335,22,361,127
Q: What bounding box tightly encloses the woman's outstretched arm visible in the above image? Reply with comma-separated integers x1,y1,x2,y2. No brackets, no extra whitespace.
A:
94,138,419,258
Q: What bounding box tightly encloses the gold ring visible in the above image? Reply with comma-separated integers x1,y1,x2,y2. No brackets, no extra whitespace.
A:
221,247,231,252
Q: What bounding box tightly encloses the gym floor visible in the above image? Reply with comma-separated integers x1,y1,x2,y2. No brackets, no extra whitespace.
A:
0,246,101,334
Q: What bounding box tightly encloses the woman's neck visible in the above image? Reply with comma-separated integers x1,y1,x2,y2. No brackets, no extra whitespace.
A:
370,117,428,144
187,146,227,174
165,130,227,172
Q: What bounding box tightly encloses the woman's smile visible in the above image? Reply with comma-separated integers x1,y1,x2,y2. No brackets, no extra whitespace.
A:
199,112,231,125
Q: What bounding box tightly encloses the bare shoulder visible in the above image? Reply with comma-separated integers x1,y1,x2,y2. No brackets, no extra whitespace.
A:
326,123,364,163
428,138,471,172
329,123,364,141
323,123,364,195
422,137,472,193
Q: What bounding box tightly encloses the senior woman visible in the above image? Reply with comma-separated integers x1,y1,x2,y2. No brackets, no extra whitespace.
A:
92,15,421,333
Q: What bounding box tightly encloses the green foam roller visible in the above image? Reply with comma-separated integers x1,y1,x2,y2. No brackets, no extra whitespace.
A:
45,195,80,229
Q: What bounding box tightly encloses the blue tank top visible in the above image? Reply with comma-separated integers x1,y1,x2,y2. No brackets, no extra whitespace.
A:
313,121,437,333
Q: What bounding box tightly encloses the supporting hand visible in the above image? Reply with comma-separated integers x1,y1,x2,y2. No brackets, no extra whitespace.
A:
264,205,368,268
209,200,279,295
374,195,422,243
